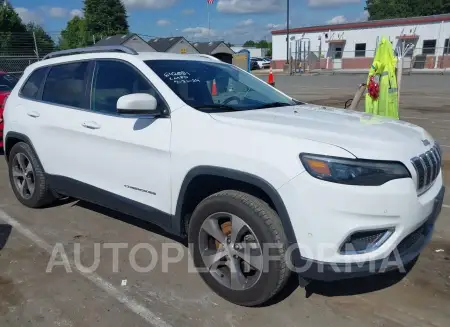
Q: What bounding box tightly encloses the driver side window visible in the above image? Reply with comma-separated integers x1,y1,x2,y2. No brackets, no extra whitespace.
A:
91,60,164,114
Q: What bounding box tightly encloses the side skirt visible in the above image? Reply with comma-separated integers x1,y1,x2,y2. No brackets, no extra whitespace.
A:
47,175,175,234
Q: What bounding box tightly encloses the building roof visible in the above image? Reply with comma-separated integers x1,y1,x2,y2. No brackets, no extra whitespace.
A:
147,37,186,52
96,34,138,46
193,41,228,54
271,14,450,35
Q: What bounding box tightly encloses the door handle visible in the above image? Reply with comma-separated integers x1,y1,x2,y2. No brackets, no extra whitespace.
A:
82,121,101,129
27,111,40,118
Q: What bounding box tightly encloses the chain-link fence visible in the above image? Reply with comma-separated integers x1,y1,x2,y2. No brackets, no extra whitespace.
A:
0,31,238,76
1,31,57,75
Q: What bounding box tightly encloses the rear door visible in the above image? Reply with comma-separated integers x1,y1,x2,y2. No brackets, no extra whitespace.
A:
27,60,94,179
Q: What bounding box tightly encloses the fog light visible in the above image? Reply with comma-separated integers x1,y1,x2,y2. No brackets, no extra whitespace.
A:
340,229,394,254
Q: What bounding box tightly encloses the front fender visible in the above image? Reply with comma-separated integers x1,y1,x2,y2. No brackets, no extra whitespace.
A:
173,165,297,243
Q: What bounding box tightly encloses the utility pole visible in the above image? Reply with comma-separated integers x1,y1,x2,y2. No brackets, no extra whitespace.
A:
286,0,290,64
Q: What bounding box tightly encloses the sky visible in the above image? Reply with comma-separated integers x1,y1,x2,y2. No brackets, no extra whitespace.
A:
9,0,368,44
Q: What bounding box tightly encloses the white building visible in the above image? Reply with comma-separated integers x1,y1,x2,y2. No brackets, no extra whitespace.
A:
271,14,450,70
231,47,268,58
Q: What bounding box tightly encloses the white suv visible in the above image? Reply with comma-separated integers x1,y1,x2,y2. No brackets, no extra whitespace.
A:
3,46,445,306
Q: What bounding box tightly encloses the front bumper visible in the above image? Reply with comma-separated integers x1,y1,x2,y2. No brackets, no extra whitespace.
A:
278,171,444,281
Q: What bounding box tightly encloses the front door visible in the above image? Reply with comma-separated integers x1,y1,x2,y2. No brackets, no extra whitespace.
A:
71,59,172,220
332,44,343,69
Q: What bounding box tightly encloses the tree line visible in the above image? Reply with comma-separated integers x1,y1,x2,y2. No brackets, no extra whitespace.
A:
0,2,55,56
0,0,130,56
365,0,450,20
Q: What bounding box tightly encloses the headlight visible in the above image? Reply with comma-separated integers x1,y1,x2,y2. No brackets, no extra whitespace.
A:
300,153,411,186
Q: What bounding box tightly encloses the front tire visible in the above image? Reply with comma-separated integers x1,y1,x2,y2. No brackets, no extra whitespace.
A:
189,190,290,306
8,142,56,208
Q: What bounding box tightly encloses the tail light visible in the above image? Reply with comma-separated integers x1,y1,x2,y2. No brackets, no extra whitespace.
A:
0,94,8,123
0,94,8,108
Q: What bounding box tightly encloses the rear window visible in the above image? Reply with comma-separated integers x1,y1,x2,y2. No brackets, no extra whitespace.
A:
42,61,90,108
0,73,19,92
20,67,47,99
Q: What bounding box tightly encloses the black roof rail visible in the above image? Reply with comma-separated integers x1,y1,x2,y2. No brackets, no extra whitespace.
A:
42,45,138,60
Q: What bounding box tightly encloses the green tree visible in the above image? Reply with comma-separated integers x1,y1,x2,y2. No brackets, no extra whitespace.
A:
26,22,55,56
365,0,450,20
84,0,129,40
0,1,28,55
59,16,91,50
266,42,273,57
256,40,269,49
243,40,256,47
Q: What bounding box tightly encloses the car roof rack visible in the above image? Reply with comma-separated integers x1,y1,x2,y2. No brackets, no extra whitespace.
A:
194,54,221,62
42,45,138,60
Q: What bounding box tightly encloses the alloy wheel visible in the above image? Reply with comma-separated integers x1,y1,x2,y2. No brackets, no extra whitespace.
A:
11,152,36,200
198,212,263,291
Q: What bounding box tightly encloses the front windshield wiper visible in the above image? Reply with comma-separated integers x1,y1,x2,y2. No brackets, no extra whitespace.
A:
193,104,239,112
253,102,296,109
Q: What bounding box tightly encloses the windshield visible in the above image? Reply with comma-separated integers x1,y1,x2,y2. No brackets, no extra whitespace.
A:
145,60,296,112
0,73,19,92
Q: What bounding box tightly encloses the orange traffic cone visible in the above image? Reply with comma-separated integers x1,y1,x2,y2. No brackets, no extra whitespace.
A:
268,67,275,87
211,79,218,96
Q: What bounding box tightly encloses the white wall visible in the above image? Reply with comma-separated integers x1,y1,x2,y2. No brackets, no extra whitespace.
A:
231,47,267,58
272,20,450,61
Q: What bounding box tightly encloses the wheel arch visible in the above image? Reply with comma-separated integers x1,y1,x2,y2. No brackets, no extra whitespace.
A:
174,166,299,247
4,132,43,169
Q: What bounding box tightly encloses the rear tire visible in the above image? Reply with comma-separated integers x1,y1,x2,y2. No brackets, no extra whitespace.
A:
8,142,56,208
189,190,290,306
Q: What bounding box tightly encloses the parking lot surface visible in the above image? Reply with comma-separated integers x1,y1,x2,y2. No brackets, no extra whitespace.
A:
1,74,450,327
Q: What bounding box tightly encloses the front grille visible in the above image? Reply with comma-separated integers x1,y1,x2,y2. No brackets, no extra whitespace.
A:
411,144,442,193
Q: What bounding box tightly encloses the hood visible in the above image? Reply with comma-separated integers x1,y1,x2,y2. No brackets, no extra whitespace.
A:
209,104,433,161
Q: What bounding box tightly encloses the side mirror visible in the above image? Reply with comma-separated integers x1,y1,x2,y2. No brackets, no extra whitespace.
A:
117,93,158,115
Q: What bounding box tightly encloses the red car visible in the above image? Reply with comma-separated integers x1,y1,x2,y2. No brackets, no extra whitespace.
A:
0,71,19,148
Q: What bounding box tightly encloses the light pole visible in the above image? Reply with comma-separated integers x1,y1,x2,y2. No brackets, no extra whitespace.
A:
286,0,290,64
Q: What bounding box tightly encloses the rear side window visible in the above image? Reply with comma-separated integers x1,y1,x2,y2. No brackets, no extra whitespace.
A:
20,68,47,99
42,61,90,109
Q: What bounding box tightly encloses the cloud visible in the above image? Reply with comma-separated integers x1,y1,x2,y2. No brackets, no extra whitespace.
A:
356,10,369,21
15,7,43,24
70,9,83,18
308,0,360,7
327,15,347,24
236,19,254,27
121,0,178,9
47,7,68,18
183,27,217,39
217,0,284,14
266,20,291,30
15,6,84,23
156,19,171,26
182,9,195,15
267,23,283,30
